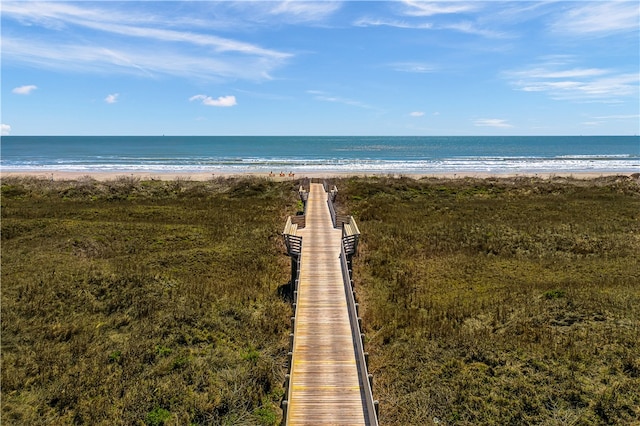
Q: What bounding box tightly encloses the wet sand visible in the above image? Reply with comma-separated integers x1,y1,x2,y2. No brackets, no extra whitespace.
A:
1,170,636,182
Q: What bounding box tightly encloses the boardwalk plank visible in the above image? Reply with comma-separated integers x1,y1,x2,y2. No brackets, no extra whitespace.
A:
288,183,368,425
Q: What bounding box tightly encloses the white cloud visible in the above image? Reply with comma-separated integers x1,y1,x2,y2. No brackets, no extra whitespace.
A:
512,68,609,80
410,111,425,117
189,94,237,107
504,58,640,103
105,93,119,104
583,114,640,127
1,2,291,82
389,62,436,73
1,124,11,136
269,1,342,22
474,118,513,128
594,114,640,120
353,17,433,29
551,2,640,37
355,5,504,38
442,21,507,38
401,1,480,17
2,37,283,82
12,85,37,95
307,90,374,110
1,2,291,59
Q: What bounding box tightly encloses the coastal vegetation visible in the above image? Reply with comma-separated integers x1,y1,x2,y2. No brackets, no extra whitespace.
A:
1,176,296,425
335,175,640,425
2,174,639,425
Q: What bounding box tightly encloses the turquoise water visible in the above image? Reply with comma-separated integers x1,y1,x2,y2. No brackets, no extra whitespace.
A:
1,136,638,174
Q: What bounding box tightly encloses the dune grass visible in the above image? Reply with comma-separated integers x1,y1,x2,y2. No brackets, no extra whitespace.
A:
3,175,639,425
1,176,297,425
336,175,640,425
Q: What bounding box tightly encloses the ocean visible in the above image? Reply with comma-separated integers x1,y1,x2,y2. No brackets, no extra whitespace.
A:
1,136,638,175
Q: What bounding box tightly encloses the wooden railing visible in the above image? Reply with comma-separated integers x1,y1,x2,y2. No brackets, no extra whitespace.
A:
284,182,307,256
342,217,360,257
282,216,302,256
281,182,308,420
326,184,346,228
340,231,379,425
282,250,301,422
299,186,309,204
282,211,303,418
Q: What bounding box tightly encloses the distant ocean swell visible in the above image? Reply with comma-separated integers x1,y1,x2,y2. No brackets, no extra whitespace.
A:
1,136,638,174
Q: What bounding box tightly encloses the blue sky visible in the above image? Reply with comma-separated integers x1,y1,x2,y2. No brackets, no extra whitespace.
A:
2,1,639,136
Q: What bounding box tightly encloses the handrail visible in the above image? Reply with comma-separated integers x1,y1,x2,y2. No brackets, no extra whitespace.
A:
342,217,360,256
327,185,339,228
282,250,300,423
298,184,309,206
281,215,302,423
340,241,379,425
283,216,302,256
328,195,337,228
290,214,306,229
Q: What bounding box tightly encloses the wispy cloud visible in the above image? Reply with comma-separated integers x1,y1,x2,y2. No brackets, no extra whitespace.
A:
105,93,119,104
504,58,639,103
354,2,505,38
190,94,237,107
1,2,291,81
12,85,38,95
2,37,281,82
388,62,436,73
1,124,11,136
401,1,480,17
550,1,640,37
593,114,640,120
410,111,425,117
307,90,374,110
474,118,513,128
582,113,640,127
442,21,507,38
353,17,433,29
269,1,342,23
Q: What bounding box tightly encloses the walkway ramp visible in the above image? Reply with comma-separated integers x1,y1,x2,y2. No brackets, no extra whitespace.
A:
287,183,369,425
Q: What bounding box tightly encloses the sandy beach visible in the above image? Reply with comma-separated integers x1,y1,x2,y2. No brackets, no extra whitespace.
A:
2,170,636,182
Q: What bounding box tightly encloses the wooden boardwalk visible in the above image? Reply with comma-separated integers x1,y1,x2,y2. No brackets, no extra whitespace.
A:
287,183,370,425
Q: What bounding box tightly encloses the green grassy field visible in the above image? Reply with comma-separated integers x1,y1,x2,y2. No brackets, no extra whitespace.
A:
335,175,640,425
1,176,297,425
2,175,639,425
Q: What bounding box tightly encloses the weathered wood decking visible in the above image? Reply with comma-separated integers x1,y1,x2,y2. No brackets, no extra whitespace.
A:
287,183,370,425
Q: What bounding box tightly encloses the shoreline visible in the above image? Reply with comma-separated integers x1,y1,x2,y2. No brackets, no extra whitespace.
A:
1,170,637,181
